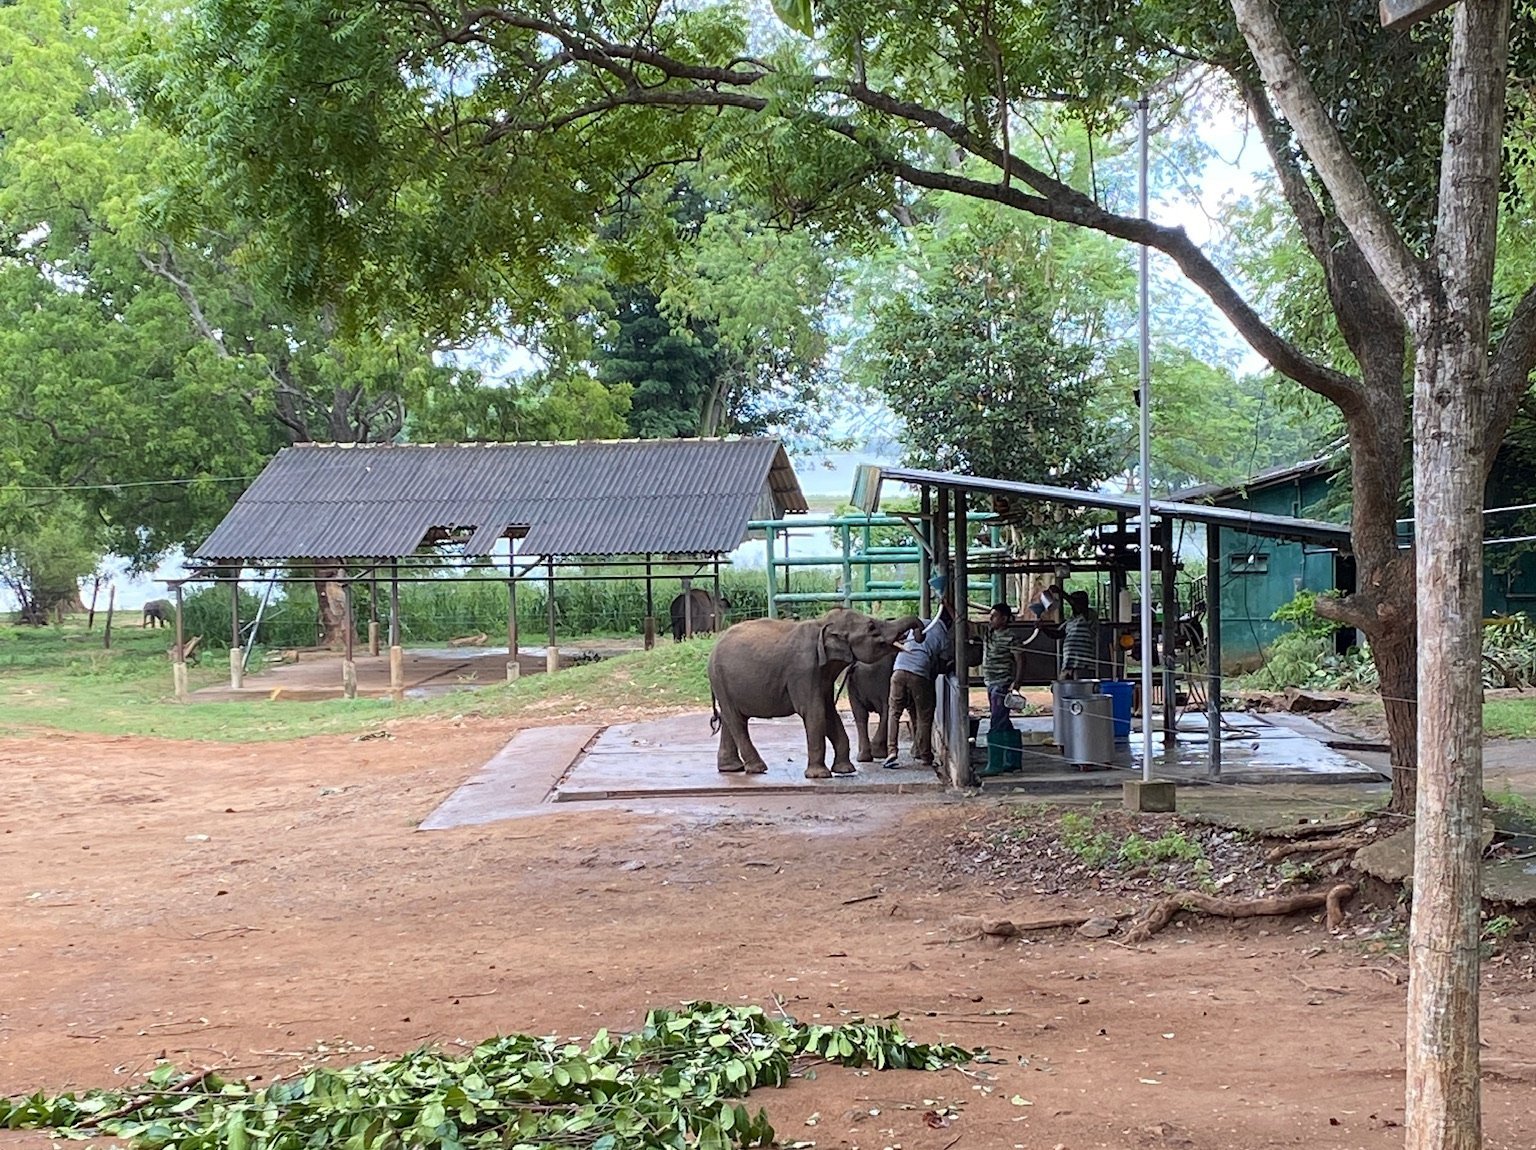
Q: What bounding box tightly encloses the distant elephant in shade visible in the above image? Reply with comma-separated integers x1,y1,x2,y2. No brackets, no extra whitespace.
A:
142,599,173,629
846,615,923,762
669,588,729,641
708,608,909,779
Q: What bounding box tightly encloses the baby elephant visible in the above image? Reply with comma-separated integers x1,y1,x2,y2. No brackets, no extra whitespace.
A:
142,599,174,628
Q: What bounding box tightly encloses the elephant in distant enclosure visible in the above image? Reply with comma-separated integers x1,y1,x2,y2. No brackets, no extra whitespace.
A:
669,588,730,641
142,599,173,628
708,608,910,779
847,615,922,762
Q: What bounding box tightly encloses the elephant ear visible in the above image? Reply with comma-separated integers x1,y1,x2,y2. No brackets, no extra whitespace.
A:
816,624,829,666
817,623,854,666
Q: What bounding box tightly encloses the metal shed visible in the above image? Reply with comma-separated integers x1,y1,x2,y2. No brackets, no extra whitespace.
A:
177,438,807,699
854,465,1354,787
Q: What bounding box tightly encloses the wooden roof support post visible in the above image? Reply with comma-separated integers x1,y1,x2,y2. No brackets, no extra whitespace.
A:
545,560,559,674
952,489,974,787
369,568,380,656
919,486,933,618
506,547,520,682
713,558,723,630
388,560,403,696
1206,523,1223,778
341,574,357,700
229,572,244,690
172,582,188,702
1159,516,1178,748
643,555,656,650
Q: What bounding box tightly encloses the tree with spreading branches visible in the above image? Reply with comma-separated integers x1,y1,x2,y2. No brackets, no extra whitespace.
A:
144,2,1535,1141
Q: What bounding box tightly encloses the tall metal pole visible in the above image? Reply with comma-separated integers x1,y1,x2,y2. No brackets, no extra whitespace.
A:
1137,94,1155,781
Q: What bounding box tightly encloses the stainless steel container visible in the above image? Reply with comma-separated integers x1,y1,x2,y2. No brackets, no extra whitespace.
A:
1063,694,1116,766
1052,679,1100,747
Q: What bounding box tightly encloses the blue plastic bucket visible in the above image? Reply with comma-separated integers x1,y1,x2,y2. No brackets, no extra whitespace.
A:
1100,680,1135,743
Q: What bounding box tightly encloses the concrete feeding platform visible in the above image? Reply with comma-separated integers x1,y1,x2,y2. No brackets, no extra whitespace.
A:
553,713,945,801
974,710,1386,791
416,706,1386,831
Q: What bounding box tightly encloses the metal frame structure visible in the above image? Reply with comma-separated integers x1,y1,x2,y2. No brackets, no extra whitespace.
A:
854,465,1354,787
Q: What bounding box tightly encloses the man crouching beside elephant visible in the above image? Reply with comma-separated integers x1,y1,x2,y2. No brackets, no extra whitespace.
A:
708,608,910,779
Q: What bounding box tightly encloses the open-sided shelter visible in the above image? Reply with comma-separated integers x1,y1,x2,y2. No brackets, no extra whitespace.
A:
853,465,1354,787
180,438,807,697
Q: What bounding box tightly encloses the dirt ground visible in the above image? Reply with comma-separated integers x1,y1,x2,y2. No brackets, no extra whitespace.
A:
3,717,1535,1150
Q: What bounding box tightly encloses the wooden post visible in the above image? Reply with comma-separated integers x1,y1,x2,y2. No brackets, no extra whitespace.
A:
764,529,778,618
172,583,188,701
840,523,853,607
368,569,380,656
388,560,403,695
713,559,723,629
102,585,115,650
951,488,973,787
545,560,559,674
86,577,100,631
341,577,357,699
643,555,656,649
506,549,519,682
919,486,933,618
1159,516,1178,747
229,574,244,690
682,575,694,638
1206,523,1222,778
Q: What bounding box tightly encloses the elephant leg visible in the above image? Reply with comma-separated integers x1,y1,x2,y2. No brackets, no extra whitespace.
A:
716,712,745,772
825,687,855,774
800,700,832,779
849,694,873,762
726,713,768,774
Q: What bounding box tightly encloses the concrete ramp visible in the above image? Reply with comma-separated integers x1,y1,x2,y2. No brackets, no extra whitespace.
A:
418,725,600,828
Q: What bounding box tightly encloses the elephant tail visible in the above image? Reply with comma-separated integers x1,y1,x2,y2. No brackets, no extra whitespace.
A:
709,691,721,735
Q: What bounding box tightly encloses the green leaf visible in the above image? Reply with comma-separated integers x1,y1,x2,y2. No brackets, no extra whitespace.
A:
770,0,815,35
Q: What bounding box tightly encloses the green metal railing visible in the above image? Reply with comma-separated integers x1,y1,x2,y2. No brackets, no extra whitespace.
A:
748,513,1006,617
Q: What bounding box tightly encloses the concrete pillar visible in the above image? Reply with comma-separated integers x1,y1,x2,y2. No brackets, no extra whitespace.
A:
173,582,188,702
506,556,520,682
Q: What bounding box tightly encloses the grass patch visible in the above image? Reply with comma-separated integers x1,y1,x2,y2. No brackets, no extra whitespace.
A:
0,623,715,742
1484,697,1536,739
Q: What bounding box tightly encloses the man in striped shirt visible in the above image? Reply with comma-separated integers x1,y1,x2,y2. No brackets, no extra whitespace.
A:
1060,591,1101,680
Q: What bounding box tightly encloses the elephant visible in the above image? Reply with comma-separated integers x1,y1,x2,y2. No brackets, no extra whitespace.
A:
847,615,923,762
669,588,730,641
708,608,910,779
142,599,173,628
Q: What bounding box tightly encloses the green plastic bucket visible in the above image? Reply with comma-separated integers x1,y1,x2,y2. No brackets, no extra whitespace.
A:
986,726,1023,773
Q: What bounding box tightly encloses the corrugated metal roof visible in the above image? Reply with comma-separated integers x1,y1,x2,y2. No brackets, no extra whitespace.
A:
194,438,809,561
869,467,1353,548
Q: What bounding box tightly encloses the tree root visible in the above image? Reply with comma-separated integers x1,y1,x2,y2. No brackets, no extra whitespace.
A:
1121,883,1355,944
941,910,1133,942
1264,836,1368,863
1265,816,1369,841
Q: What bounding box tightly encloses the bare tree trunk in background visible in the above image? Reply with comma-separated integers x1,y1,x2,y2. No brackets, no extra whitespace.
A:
313,562,351,649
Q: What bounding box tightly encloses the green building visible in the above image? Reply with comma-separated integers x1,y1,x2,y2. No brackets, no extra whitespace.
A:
1176,456,1536,669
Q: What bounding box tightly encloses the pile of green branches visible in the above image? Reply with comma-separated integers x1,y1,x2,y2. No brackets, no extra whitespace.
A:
1,1003,972,1150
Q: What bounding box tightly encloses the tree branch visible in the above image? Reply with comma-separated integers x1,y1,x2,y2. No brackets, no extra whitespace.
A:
1229,0,1432,330
1487,282,1536,457
137,247,230,357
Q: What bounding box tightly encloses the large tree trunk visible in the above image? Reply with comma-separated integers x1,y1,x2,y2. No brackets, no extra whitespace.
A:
1372,617,1419,812
1402,3,1507,1145
313,562,351,650
1405,332,1488,1150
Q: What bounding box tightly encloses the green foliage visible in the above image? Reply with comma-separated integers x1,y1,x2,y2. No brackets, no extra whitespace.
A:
1485,784,1536,824
0,500,102,623
1270,590,1343,640
858,215,1117,547
1481,914,1518,941
1059,809,1205,869
0,1003,972,1150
